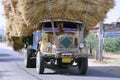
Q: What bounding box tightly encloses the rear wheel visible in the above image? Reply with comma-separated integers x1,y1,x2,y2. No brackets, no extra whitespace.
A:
36,52,45,74
24,48,36,68
57,58,63,68
77,58,88,75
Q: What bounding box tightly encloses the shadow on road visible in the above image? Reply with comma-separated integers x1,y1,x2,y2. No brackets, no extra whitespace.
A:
0,48,24,62
0,54,10,57
87,66,120,78
0,57,24,62
43,65,120,78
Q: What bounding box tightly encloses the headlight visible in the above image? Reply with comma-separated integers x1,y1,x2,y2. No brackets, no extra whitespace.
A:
47,42,52,48
79,43,84,48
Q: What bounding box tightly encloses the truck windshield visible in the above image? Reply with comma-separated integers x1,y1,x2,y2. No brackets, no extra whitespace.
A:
43,22,77,31
44,27,77,31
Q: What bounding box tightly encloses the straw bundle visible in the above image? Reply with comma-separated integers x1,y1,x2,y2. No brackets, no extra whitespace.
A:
2,0,114,50
21,0,114,28
2,0,34,50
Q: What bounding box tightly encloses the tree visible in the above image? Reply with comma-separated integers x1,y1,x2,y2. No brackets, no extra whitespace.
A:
104,37,120,53
85,33,98,55
0,34,7,42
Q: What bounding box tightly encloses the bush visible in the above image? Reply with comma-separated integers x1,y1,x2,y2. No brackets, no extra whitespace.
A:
104,37,120,52
85,33,98,54
86,34,120,54
0,34,7,42
86,33,98,49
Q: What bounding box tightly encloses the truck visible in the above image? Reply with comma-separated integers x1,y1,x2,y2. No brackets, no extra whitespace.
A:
23,20,88,75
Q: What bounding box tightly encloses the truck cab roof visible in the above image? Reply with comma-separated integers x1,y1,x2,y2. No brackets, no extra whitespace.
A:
40,20,83,24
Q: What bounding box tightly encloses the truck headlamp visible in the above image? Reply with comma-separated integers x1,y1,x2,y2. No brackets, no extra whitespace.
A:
79,43,84,48
47,42,52,48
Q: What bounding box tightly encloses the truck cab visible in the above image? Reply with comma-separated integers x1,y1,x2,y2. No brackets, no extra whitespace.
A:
24,20,88,75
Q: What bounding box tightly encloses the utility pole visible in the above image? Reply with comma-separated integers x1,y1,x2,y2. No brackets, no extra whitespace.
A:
98,21,104,61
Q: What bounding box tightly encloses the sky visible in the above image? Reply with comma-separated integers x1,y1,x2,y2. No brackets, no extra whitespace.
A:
0,0,6,28
0,0,120,28
104,0,120,23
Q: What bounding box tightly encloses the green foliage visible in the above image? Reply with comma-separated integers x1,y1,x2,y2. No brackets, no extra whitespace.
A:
0,34,7,42
86,34,120,54
85,33,98,50
104,37,120,52
0,35,2,42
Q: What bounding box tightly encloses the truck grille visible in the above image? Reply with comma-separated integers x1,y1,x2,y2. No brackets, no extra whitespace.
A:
59,35,73,48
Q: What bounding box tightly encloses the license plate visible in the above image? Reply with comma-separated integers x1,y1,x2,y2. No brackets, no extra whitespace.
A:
62,57,71,63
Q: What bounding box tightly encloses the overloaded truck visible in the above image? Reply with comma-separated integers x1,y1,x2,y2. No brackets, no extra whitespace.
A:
2,0,114,75
23,20,88,75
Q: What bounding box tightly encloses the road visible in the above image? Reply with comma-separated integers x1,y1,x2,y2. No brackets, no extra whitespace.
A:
0,42,120,80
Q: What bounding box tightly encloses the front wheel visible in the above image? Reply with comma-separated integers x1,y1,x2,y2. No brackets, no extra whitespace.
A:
77,58,88,75
36,52,45,74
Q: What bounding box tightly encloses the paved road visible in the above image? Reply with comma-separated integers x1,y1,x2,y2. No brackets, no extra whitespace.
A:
0,43,120,80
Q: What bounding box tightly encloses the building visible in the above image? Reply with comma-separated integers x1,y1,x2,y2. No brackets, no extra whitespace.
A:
88,21,120,38
104,22,120,38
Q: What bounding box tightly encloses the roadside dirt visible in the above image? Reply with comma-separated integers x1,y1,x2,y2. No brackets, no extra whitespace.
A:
104,53,120,66
88,53,120,77
89,53,120,66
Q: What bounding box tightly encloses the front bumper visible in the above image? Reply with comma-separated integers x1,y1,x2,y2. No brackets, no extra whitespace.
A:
40,52,88,59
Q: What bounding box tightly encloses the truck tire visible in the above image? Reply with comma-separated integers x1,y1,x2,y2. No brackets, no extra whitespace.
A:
36,52,45,74
57,58,62,68
25,48,36,68
77,58,88,75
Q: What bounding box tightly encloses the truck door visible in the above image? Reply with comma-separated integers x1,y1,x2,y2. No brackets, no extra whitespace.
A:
32,30,41,50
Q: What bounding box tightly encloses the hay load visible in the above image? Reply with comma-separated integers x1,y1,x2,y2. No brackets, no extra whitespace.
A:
21,0,114,28
2,0,114,50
